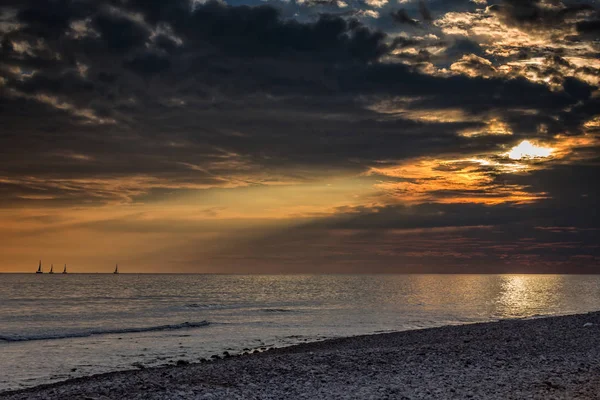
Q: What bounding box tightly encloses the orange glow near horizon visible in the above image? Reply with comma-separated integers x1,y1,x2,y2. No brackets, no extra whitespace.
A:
1,129,597,272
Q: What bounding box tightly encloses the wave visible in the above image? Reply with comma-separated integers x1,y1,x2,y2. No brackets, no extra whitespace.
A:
5,294,205,303
184,303,230,310
182,304,299,314
0,320,209,342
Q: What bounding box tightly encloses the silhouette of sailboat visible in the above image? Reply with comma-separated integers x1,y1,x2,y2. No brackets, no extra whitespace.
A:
62,264,67,274
49,264,54,274
36,260,43,274
114,264,119,274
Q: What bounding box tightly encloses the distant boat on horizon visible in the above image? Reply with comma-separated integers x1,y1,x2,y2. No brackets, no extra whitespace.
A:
36,260,43,274
114,264,119,274
62,264,67,274
49,264,54,274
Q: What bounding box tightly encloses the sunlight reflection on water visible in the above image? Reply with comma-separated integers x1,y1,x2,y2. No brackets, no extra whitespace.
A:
2,274,600,391
496,274,565,318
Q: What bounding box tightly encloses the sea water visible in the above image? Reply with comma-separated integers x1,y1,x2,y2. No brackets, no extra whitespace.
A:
1,274,600,392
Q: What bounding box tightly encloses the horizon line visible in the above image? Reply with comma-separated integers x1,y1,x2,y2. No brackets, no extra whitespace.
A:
3,272,600,275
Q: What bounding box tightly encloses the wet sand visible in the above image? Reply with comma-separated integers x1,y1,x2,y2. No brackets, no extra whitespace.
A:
2,312,600,399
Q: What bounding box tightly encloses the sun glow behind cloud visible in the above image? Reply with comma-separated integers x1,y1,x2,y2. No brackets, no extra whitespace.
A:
367,156,546,205
506,140,553,160
365,133,588,205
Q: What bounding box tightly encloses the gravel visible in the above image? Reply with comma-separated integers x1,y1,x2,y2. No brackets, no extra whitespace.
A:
2,312,600,399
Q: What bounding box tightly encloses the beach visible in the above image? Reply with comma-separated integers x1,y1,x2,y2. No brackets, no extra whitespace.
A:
2,311,599,399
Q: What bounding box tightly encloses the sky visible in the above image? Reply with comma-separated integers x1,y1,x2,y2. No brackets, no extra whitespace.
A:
0,0,599,273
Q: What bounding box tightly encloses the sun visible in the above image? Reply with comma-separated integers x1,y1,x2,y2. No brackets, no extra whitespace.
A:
507,140,553,160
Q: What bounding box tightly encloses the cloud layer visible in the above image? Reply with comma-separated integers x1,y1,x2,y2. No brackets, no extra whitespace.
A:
0,0,598,272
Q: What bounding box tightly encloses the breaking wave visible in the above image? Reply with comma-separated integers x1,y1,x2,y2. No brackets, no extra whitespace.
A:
0,320,210,342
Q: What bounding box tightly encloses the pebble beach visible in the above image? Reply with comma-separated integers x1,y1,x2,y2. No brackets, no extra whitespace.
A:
2,312,600,399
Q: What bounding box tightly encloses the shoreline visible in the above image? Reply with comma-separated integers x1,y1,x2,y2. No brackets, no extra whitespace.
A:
3,312,600,399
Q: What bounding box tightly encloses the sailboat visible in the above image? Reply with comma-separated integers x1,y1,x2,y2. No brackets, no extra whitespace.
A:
113,264,119,274
49,264,54,274
36,260,43,274
62,264,67,274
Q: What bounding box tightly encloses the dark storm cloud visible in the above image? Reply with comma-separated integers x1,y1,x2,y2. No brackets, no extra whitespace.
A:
15,0,92,38
0,0,596,190
11,70,95,97
499,161,600,210
0,2,582,160
577,18,600,35
91,11,150,52
488,0,595,32
418,0,433,22
391,9,420,26
124,50,171,76
119,0,191,25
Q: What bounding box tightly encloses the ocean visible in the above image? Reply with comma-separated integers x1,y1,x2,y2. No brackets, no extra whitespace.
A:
1,274,600,392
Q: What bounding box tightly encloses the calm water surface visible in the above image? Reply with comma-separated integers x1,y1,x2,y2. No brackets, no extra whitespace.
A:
1,274,600,391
